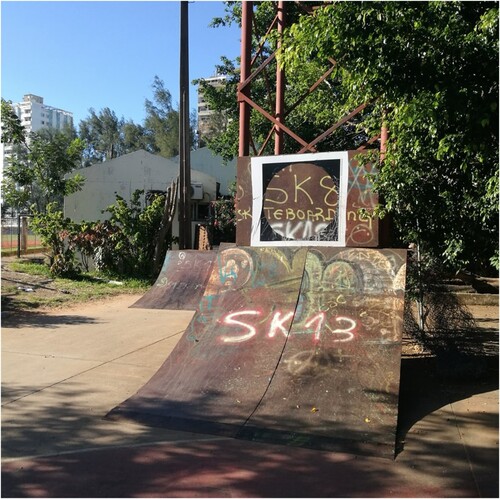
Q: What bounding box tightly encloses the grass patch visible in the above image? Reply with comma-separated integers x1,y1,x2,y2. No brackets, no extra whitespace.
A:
2,259,151,313
9,261,53,277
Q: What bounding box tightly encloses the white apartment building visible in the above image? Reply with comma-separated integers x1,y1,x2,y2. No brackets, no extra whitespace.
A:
11,94,73,135
2,94,74,162
197,75,227,139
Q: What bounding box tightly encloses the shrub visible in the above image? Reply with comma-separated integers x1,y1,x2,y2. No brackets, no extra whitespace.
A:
30,203,79,276
207,197,236,246
76,190,171,278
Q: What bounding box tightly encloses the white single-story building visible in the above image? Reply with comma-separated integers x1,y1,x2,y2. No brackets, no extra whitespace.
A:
172,146,237,196
64,149,220,246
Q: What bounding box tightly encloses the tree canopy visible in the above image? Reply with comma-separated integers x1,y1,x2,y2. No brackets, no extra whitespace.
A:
205,1,498,272
280,1,498,272
1,99,85,213
79,76,195,165
143,75,181,158
79,107,125,164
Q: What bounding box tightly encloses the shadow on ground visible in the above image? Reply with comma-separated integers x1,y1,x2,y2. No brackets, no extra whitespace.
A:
1,308,100,329
2,379,498,498
1,435,492,498
2,345,498,498
397,354,498,440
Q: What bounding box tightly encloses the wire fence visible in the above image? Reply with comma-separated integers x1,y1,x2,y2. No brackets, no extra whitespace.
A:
1,217,44,255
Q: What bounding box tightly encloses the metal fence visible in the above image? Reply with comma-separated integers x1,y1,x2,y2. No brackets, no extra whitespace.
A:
1,216,43,255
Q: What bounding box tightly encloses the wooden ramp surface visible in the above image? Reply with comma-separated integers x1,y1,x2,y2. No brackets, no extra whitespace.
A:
130,250,216,310
110,246,407,458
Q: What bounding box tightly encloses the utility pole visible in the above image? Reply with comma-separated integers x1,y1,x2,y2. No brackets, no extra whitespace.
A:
179,0,192,249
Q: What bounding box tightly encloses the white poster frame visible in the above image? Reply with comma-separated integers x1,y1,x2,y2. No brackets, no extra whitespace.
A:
250,151,349,247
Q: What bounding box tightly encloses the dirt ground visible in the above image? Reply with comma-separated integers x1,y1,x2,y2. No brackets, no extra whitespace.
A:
2,258,56,301
1,254,142,317
1,255,64,313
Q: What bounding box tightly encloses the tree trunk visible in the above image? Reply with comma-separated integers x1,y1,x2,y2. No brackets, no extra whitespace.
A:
153,178,178,276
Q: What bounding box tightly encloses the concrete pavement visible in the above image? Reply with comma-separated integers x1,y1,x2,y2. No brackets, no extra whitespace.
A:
1,295,498,497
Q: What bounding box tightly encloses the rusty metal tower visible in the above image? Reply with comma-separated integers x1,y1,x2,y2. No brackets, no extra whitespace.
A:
237,1,385,158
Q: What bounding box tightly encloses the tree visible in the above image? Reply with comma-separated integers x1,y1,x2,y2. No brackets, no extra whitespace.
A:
122,121,153,153
78,76,195,163
1,99,85,213
144,75,182,158
279,1,498,272
207,2,498,272
1,98,26,145
79,107,125,165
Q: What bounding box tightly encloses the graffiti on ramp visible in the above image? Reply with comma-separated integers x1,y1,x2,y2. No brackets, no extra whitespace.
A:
130,250,216,310
109,246,407,458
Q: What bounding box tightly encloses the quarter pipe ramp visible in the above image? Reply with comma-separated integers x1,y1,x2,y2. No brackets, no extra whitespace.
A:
109,246,407,457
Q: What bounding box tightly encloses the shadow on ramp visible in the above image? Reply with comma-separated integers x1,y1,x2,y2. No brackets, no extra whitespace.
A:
109,247,407,458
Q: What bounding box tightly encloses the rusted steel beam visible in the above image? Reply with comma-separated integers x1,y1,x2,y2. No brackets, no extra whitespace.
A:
257,61,337,155
286,62,336,117
239,1,253,157
380,120,388,161
251,12,279,66
357,134,380,150
238,1,379,158
239,52,276,92
258,128,275,156
298,102,368,153
250,133,258,156
275,0,286,154
240,93,316,152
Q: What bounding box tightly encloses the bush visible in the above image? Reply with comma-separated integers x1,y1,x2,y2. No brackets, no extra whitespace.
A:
73,190,171,278
207,197,236,246
30,203,80,277
31,190,173,280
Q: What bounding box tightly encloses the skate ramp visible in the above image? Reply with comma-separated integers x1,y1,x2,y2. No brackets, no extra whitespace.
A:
131,250,216,310
109,246,407,457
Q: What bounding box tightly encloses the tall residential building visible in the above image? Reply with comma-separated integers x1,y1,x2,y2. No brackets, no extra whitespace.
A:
197,75,227,140
11,94,73,135
3,94,74,162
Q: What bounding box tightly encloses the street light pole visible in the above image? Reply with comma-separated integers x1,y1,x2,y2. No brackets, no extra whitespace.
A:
179,0,192,249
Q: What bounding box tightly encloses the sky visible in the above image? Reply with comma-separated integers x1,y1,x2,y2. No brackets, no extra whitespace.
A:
1,0,241,127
